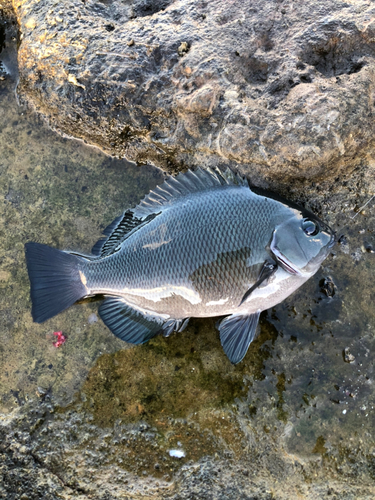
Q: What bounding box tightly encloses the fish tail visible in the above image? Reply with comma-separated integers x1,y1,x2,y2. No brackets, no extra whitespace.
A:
25,242,88,323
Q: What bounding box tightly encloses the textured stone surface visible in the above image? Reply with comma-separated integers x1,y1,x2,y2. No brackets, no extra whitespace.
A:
2,4,375,500
0,3,18,80
0,0,14,17
2,395,375,500
11,0,375,186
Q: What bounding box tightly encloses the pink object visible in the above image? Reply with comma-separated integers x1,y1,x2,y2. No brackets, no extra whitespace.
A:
53,331,67,348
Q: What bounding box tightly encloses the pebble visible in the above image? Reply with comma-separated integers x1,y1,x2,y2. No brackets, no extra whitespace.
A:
344,348,355,363
169,449,185,458
320,277,335,297
88,313,98,324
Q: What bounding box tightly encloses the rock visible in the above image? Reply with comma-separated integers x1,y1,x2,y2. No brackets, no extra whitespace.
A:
0,0,14,17
11,0,375,185
0,1,18,80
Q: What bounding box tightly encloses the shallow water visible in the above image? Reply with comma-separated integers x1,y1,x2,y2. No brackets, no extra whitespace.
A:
1,30,375,499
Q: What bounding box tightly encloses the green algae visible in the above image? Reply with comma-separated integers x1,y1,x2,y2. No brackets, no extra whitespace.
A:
275,372,289,423
312,436,327,455
56,317,279,476
75,319,267,428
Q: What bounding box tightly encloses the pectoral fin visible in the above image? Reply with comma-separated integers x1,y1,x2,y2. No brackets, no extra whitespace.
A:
217,311,261,364
239,260,277,306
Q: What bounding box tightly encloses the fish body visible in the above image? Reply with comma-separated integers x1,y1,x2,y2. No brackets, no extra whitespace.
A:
82,186,311,317
25,168,335,363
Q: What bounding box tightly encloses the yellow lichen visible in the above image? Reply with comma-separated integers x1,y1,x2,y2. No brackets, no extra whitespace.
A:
68,74,85,89
24,16,36,30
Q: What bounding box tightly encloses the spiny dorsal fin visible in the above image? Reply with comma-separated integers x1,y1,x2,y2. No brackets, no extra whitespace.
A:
136,167,249,217
92,167,249,257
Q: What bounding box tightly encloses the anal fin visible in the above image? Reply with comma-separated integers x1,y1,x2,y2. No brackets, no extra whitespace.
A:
99,297,189,345
217,311,261,364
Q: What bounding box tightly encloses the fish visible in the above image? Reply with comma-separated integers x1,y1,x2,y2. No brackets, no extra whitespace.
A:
25,168,335,364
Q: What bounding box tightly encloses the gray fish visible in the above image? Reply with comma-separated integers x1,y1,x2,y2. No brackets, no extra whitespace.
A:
25,168,335,364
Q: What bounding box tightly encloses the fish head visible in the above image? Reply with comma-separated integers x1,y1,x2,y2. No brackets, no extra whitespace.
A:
270,211,335,277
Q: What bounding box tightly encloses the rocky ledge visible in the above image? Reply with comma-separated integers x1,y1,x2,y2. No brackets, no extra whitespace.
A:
10,0,375,185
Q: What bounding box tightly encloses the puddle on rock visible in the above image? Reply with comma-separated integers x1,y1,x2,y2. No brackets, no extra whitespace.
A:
74,318,274,427
57,317,279,477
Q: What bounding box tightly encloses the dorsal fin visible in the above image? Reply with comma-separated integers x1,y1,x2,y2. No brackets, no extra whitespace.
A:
92,167,249,257
92,211,158,257
136,167,248,217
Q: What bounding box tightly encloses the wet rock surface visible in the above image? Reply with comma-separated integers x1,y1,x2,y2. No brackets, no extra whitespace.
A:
10,0,375,186
1,5,375,500
0,58,375,495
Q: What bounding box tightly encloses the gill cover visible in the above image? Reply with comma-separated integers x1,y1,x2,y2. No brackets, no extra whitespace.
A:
270,215,334,276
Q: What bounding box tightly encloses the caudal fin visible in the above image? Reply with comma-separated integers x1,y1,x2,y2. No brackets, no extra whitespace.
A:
25,242,88,323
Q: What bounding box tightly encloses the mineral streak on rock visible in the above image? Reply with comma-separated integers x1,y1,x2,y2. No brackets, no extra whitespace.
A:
11,0,375,184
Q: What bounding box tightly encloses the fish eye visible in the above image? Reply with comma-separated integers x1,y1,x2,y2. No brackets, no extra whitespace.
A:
302,218,319,236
